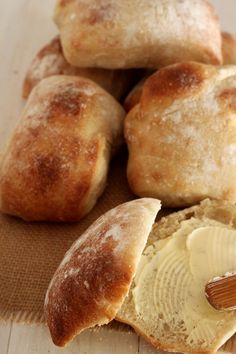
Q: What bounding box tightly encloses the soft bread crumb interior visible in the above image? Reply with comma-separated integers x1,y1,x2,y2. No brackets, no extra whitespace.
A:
117,216,236,353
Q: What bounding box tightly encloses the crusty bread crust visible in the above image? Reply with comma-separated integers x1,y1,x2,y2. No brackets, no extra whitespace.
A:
222,32,236,65
44,198,161,346
125,62,236,207
117,199,236,353
22,36,138,100
54,0,222,69
0,75,125,222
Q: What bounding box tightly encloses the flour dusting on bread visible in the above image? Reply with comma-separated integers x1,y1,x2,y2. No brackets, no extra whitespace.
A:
44,198,161,346
54,0,222,68
0,75,125,222
125,63,236,207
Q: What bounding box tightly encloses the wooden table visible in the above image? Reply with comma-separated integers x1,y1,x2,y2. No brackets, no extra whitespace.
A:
0,322,157,354
0,0,235,353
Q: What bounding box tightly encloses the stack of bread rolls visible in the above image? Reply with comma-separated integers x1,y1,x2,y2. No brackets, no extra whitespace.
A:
1,0,236,352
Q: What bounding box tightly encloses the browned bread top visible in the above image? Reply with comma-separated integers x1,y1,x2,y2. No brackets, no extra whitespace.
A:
44,198,161,346
0,75,125,222
125,62,236,207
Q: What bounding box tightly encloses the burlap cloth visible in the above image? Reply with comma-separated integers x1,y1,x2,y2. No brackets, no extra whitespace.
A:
0,149,235,352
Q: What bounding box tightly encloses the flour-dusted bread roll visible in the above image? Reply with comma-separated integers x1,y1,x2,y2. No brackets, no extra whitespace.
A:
44,198,161,346
125,62,236,207
222,32,236,65
54,0,222,69
23,35,138,100
0,75,125,222
117,199,236,353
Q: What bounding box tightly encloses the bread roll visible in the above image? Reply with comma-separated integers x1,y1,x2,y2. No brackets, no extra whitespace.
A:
0,75,125,222
23,36,138,100
222,32,236,65
44,198,161,346
125,62,236,207
54,0,222,69
117,199,236,353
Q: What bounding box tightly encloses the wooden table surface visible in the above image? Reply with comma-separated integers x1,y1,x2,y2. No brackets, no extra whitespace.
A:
0,0,235,353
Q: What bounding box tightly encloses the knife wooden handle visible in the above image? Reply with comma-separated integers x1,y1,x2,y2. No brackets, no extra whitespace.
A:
205,272,236,311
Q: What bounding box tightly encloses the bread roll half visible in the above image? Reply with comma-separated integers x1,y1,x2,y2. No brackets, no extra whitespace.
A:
0,75,125,222
44,198,161,346
117,199,236,353
23,36,139,100
54,0,222,69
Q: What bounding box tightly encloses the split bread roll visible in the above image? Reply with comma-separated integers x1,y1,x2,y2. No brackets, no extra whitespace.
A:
117,198,236,353
54,0,222,69
45,197,236,352
44,198,161,346
125,62,236,207
23,35,138,100
0,75,125,222
222,32,236,65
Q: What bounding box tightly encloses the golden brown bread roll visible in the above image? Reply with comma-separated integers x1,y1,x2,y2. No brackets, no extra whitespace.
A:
23,35,139,100
222,32,236,65
54,0,222,69
125,62,236,207
44,198,161,346
0,75,125,222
